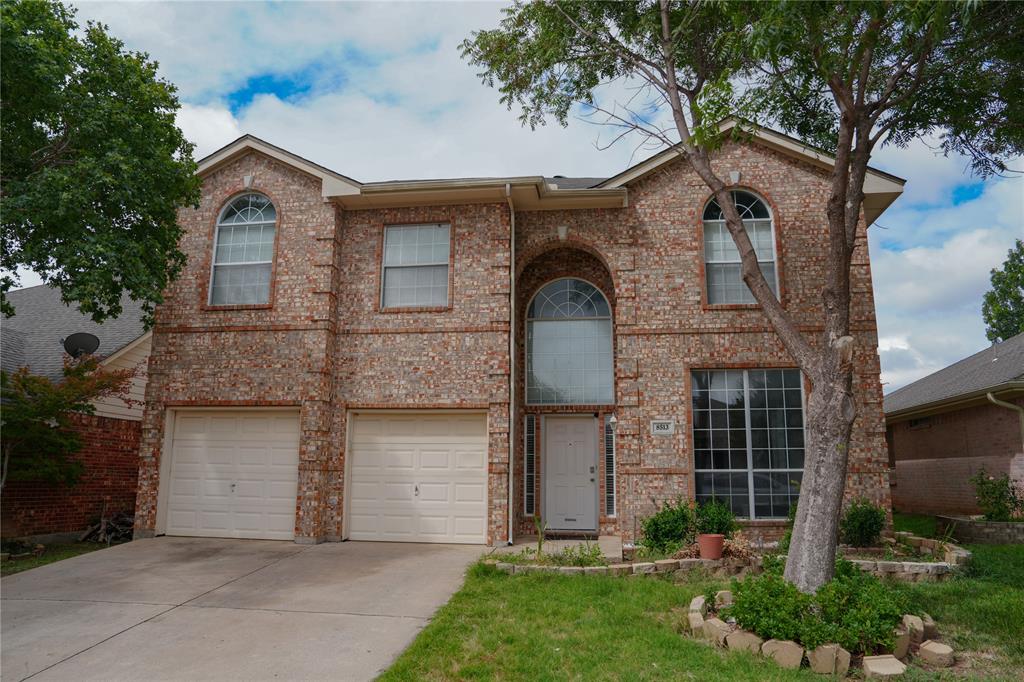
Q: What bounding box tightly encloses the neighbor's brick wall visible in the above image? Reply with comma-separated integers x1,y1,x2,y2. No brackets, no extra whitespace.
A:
2,413,140,537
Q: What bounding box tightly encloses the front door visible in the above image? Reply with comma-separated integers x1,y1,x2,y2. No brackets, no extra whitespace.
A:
544,416,598,530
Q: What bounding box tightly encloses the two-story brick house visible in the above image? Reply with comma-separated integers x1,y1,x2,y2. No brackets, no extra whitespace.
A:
133,120,902,546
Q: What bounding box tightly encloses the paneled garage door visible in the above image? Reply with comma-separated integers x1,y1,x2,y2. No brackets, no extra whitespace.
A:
348,413,488,544
165,410,299,540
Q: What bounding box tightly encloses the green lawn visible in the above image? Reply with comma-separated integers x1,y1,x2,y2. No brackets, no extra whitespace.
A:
383,545,1024,681
893,512,939,539
1,542,108,577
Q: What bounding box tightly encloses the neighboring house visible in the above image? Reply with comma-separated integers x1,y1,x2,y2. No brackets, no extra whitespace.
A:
1,285,150,538
885,333,1024,515
134,119,903,546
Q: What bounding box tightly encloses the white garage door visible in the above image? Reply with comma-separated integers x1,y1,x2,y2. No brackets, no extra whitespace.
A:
348,413,488,544
165,410,299,540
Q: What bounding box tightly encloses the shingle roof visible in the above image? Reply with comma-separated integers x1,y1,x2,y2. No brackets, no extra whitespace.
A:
544,177,605,189
2,285,146,382
883,332,1024,415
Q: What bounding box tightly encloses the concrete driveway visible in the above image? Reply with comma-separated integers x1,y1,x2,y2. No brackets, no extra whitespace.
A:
1,537,482,681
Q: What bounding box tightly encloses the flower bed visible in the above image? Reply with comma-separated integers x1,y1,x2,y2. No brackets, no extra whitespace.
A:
936,514,1024,544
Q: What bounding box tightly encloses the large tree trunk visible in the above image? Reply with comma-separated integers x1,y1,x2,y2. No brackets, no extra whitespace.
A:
783,364,857,592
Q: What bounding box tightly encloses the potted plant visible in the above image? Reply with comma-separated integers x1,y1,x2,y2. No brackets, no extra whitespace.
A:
695,499,738,560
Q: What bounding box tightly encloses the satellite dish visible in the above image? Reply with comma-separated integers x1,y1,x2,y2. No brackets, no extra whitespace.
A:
62,332,100,358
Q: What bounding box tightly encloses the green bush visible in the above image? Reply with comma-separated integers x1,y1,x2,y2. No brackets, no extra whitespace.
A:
969,468,1023,521
695,499,739,538
840,498,887,547
547,541,606,567
722,559,909,655
640,498,696,552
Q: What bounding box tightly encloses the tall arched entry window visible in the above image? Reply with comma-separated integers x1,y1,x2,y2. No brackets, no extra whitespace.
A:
526,278,614,405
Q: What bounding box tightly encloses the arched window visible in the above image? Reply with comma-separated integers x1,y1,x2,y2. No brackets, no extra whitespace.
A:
526,278,613,405
209,193,276,305
702,190,778,304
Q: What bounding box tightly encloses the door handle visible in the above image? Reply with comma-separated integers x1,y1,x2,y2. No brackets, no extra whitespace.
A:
230,482,237,492
414,484,420,497
589,466,595,473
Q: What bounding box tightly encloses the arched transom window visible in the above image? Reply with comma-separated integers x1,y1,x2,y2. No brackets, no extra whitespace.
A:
527,278,613,405
703,190,778,305
209,193,276,305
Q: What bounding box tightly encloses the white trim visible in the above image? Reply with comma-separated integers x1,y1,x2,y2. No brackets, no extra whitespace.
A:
98,330,152,367
208,193,276,306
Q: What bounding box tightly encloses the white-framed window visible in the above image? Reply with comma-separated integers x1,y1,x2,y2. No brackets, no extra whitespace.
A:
703,190,778,305
526,278,614,405
381,223,450,308
691,368,804,519
209,193,276,305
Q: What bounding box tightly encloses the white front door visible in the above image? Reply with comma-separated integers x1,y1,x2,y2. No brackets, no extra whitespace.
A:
544,416,598,530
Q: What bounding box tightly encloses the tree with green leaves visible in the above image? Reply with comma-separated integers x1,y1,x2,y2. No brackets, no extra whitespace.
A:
982,239,1024,344
1,0,200,325
1,357,135,490
463,0,1024,592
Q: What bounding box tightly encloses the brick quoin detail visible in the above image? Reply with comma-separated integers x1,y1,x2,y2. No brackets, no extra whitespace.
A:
136,140,891,545
2,413,141,537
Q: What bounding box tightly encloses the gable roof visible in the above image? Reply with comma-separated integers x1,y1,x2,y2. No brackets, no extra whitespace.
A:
2,285,148,382
597,120,905,225
884,332,1024,419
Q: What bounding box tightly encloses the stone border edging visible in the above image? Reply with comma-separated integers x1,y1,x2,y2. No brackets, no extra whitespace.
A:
936,515,1024,545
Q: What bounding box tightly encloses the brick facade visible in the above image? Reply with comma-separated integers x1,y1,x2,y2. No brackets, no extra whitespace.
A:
888,398,1024,514
135,138,891,545
2,413,141,537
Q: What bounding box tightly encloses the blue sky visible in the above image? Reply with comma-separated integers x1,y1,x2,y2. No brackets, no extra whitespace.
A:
21,1,1020,390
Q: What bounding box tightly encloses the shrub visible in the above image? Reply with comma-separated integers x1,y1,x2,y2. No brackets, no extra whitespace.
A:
969,468,1023,521
722,560,908,655
547,541,606,567
840,498,887,547
640,498,696,552
695,499,739,538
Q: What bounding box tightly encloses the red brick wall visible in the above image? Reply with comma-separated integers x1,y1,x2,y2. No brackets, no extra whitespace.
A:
889,399,1024,514
2,413,141,537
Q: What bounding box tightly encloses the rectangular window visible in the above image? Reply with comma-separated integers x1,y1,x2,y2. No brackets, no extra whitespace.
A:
524,415,536,516
604,415,616,517
703,219,777,305
691,368,804,519
381,223,450,308
210,222,274,305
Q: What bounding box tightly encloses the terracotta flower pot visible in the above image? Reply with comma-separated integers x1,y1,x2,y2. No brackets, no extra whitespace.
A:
698,533,725,560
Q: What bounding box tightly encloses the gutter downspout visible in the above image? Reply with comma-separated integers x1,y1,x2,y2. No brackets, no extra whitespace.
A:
987,392,1024,448
506,183,516,546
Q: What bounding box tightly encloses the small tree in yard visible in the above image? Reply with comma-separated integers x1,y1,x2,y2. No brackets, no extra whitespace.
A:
0,357,135,490
463,0,1024,591
1,0,201,325
982,239,1024,344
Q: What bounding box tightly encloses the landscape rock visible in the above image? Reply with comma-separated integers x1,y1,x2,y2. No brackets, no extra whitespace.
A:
918,640,954,667
863,654,907,678
583,565,608,575
807,644,850,675
608,563,632,576
689,595,707,616
702,617,731,647
687,611,705,633
655,559,679,572
632,562,656,575
761,639,804,669
558,566,583,575
902,614,925,645
676,558,703,571
892,625,910,660
725,630,763,654
495,562,514,574
921,613,938,640
714,590,733,607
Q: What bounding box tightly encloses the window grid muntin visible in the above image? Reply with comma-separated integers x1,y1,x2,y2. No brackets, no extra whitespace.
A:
692,368,804,519
381,223,450,308
210,193,275,305
526,278,614,406
702,191,779,305
524,415,536,516
604,415,616,516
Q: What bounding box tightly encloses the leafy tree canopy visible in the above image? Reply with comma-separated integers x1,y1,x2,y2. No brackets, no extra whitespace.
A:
983,239,1024,343
1,0,201,325
1,356,136,489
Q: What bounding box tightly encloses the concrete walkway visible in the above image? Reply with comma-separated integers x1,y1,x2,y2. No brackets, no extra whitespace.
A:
1,537,481,681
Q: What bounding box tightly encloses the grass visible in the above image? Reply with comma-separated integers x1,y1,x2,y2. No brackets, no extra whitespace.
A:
1,542,108,577
384,544,1024,681
893,512,939,539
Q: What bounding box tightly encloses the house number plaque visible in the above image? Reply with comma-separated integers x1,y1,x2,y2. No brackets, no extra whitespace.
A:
650,419,675,435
